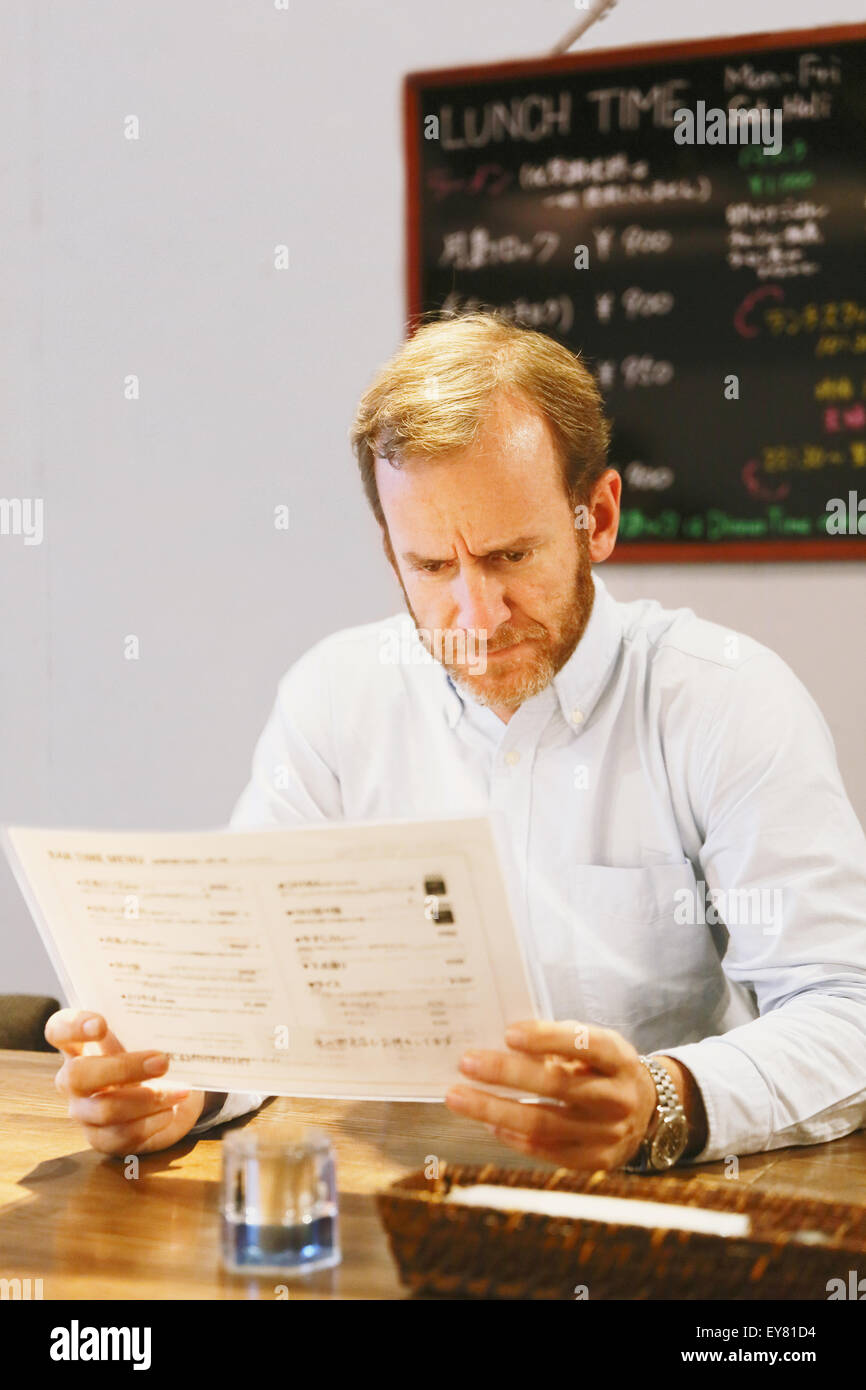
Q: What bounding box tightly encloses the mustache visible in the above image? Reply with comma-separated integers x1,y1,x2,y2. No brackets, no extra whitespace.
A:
483,622,547,653
412,623,548,659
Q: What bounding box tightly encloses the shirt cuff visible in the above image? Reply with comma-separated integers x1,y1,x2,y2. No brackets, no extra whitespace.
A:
654,1039,773,1164
188,1091,268,1135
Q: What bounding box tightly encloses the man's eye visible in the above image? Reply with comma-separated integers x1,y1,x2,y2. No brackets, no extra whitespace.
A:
412,552,530,573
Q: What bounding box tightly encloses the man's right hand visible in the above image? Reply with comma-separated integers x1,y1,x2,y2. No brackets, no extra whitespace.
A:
46,1009,206,1155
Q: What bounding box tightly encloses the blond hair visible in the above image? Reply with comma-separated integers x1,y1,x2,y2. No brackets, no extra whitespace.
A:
350,311,611,528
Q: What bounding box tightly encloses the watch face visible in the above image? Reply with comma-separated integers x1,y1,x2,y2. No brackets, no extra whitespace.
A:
650,1113,689,1168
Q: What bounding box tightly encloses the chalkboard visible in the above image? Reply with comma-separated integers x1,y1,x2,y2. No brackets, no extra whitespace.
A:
405,24,866,560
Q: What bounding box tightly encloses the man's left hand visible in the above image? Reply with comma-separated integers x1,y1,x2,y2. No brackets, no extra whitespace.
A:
445,1020,664,1170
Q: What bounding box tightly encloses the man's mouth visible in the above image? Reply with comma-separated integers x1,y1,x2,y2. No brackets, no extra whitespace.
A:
485,638,531,658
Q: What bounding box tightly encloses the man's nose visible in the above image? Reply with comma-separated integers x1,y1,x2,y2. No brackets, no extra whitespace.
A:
450,567,511,638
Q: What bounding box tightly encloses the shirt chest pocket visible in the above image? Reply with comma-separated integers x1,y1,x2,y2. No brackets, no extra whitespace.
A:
567,861,725,1046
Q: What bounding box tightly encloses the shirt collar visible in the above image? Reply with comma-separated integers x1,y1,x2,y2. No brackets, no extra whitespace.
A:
444,671,464,729
442,571,624,734
552,572,624,732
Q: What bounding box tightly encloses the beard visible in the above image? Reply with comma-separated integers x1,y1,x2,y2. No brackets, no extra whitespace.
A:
398,528,595,714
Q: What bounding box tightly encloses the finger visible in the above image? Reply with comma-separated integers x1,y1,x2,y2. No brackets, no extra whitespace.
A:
81,1020,125,1056
504,1020,631,1075
82,1109,179,1157
45,1010,124,1058
68,1086,190,1128
458,1049,631,1119
486,1126,620,1172
63,1050,170,1097
446,1083,608,1147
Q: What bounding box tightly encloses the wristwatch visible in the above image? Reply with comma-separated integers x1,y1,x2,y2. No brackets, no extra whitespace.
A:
623,1056,689,1172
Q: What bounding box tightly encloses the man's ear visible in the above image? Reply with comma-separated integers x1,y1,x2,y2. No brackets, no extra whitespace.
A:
586,468,621,563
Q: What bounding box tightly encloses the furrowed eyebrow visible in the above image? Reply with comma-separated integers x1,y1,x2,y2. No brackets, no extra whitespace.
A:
403,535,544,565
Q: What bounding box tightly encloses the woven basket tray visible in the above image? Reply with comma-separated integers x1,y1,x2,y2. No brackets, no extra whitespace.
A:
376,1162,866,1300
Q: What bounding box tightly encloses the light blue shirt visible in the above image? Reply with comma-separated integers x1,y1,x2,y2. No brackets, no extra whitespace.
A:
193,573,866,1163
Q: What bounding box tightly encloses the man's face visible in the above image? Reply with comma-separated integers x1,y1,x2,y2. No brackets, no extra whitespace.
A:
375,391,598,720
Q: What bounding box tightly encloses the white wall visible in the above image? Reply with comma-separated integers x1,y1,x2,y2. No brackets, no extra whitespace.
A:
2,1,864,997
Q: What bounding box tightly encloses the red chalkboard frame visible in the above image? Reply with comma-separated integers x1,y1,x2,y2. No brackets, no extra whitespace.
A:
404,23,866,562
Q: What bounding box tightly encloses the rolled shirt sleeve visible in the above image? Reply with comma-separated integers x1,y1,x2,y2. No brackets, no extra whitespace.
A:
188,1090,268,1136
661,648,866,1162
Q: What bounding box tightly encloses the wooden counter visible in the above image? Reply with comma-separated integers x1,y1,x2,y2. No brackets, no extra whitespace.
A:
3,1050,866,1299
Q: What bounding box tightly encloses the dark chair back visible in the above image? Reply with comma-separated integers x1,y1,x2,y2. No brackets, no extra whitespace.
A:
0,994,60,1051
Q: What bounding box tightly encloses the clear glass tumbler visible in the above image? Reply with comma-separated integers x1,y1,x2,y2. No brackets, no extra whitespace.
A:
221,1125,341,1276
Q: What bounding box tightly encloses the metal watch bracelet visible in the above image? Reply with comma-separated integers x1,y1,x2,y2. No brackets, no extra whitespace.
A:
624,1055,689,1173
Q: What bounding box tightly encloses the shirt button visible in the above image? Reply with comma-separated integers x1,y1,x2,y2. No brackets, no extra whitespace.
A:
504,749,521,766
571,708,585,725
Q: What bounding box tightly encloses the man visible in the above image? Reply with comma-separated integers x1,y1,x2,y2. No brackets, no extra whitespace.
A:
48,312,866,1171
